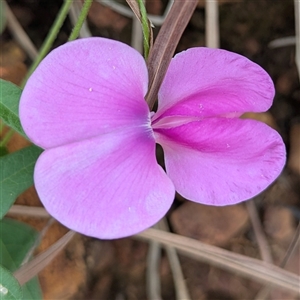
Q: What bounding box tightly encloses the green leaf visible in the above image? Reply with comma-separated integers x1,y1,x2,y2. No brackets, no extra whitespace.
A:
0,219,38,269
0,218,43,299
0,79,26,137
0,145,43,219
0,266,23,300
22,278,42,300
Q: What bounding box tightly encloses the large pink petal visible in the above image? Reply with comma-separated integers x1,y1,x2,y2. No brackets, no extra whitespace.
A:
153,48,274,124
20,37,149,149
154,118,285,205
34,127,175,239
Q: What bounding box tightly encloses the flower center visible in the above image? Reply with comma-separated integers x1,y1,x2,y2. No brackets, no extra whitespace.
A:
151,114,202,130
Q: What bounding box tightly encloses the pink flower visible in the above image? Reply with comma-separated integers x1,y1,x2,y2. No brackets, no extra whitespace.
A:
19,38,285,239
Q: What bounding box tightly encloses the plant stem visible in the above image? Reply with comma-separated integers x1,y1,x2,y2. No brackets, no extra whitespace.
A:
136,0,150,58
68,0,93,41
22,0,73,86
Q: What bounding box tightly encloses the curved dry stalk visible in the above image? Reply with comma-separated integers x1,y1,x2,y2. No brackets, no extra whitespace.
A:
97,0,173,26
8,205,50,218
3,0,38,60
21,218,55,265
146,0,198,109
158,219,191,300
136,228,300,295
146,237,162,300
254,222,300,300
246,200,273,263
132,16,144,53
14,231,76,285
269,36,296,48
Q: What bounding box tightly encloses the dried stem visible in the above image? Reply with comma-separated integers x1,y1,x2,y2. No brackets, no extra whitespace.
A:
254,222,300,300
3,0,38,60
136,228,300,294
146,0,198,110
21,218,55,265
205,0,220,48
246,200,273,264
146,228,162,300
158,219,191,300
14,231,76,285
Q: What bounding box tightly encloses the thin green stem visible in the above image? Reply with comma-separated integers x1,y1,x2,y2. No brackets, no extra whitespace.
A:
68,0,93,41
137,0,150,59
22,0,73,87
0,128,14,147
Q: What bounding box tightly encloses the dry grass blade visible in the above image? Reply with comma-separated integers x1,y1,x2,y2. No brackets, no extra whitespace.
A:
158,219,191,300
279,222,300,268
14,231,76,285
255,222,300,300
8,205,50,218
246,200,273,263
125,0,141,21
21,218,55,265
146,0,198,109
205,0,220,48
3,0,38,60
132,16,143,53
136,228,300,294
146,239,162,300
98,0,173,26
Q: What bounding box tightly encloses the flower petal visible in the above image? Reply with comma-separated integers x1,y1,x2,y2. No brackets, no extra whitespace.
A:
153,48,274,123
34,127,175,239
20,37,149,149
154,118,285,205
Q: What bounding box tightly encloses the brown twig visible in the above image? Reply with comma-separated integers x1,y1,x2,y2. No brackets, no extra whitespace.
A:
136,228,300,294
3,0,38,60
146,0,198,110
14,231,76,285
254,222,300,300
8,205,50,218
158,219,191,300
21,218,55,265
146,223,162,300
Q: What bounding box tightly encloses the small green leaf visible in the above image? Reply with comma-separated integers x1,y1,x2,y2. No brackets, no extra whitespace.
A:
0,266,23,300
0,79,26,137
0,218,43,299
0,145,43,219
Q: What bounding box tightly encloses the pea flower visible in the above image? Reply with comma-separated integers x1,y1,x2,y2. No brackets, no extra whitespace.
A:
19,38,285,239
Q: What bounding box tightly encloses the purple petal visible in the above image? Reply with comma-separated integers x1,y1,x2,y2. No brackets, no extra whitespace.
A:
20,37,149,149
34,127,175,239
154,118,285,205
153,48,274,123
